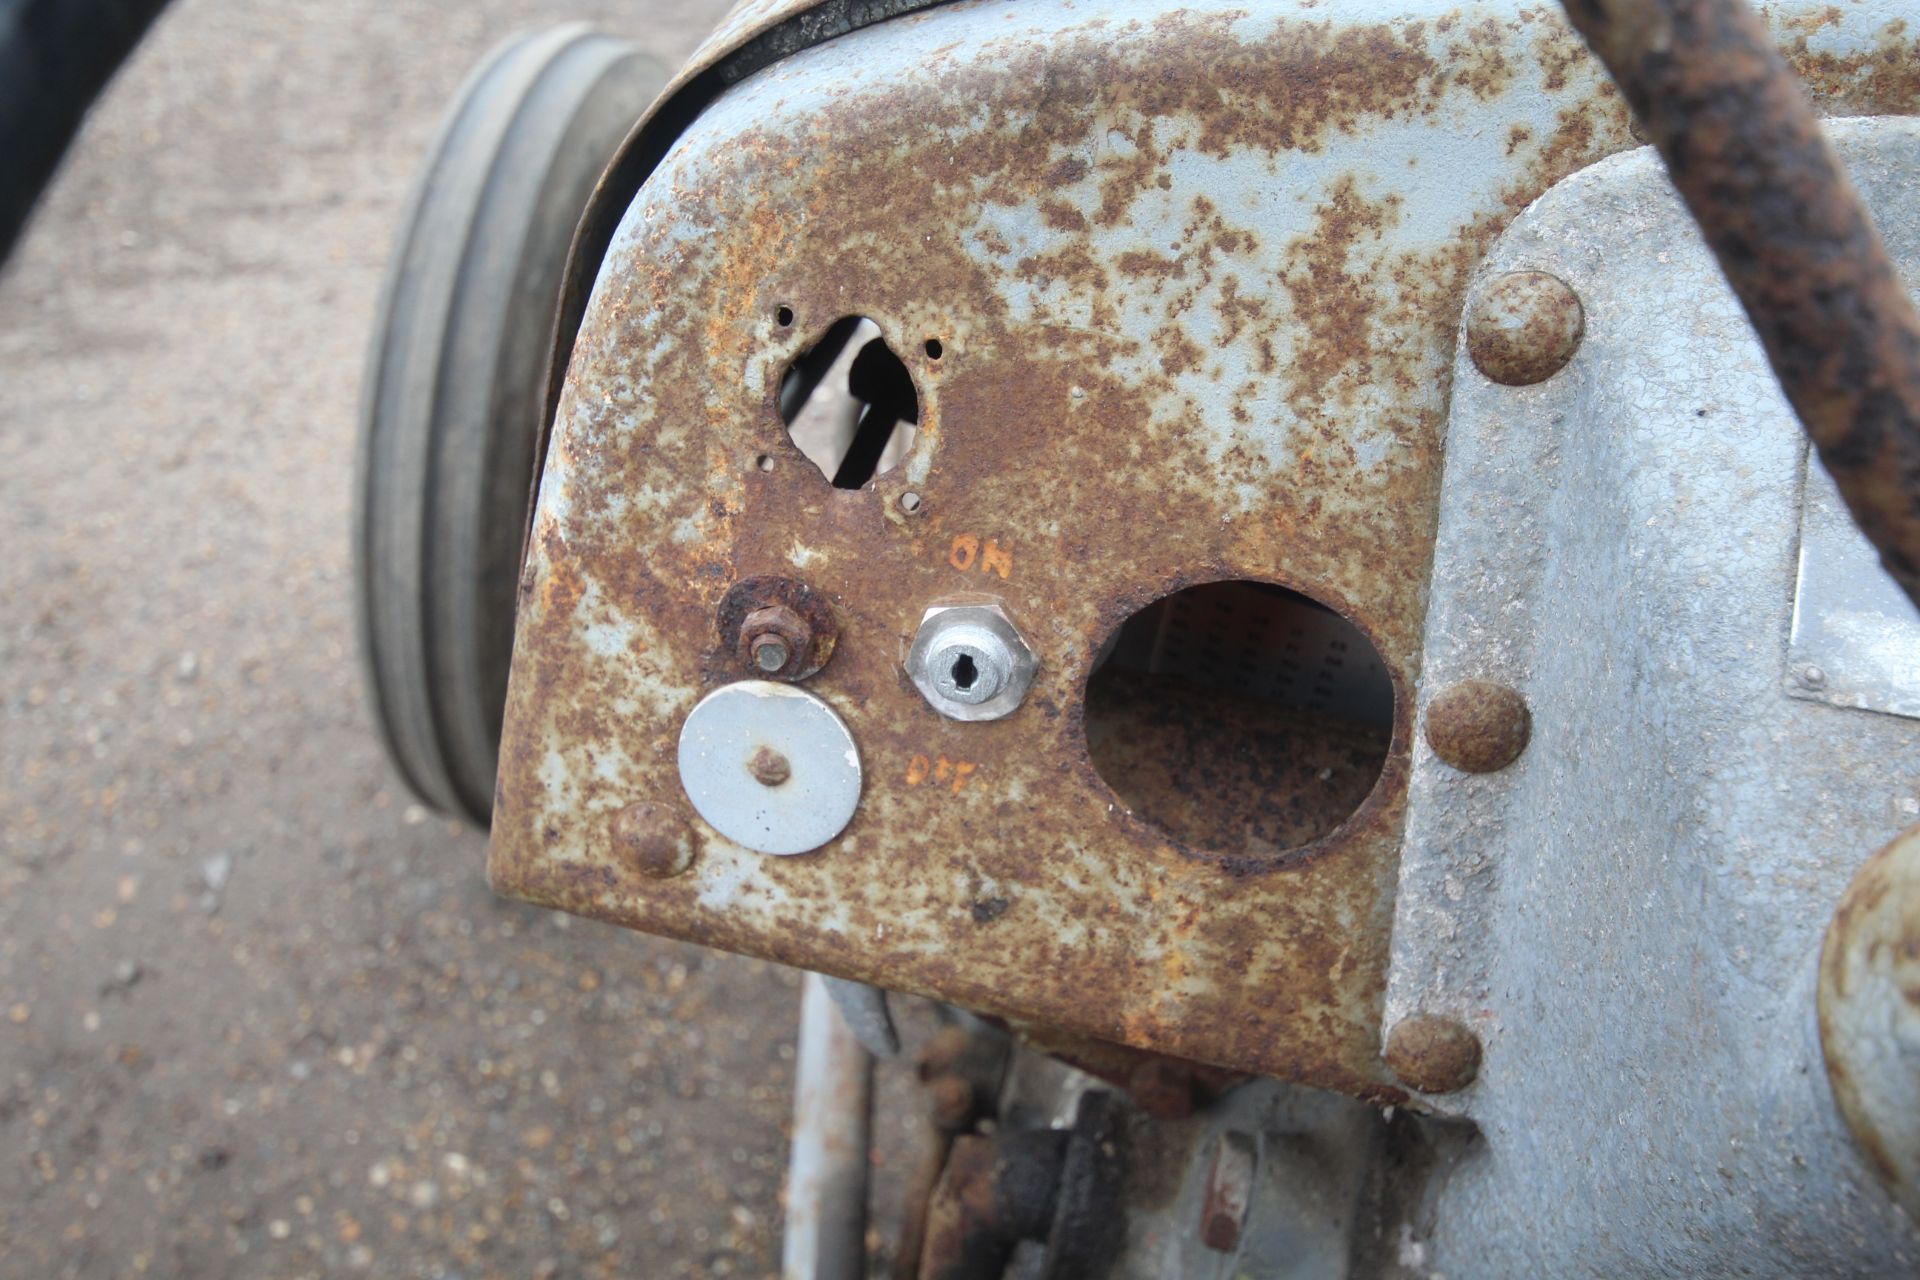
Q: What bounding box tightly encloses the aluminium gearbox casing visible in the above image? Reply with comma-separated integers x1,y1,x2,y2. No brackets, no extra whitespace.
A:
488,0,1920,1108
1387,121,1920,1276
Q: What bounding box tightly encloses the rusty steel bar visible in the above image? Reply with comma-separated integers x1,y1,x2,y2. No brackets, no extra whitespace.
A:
1558,0,1920,605
782,974,873,1280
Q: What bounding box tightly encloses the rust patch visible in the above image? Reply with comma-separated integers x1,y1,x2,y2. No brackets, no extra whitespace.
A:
1084,671,1391,872
1199,1132,1257,1253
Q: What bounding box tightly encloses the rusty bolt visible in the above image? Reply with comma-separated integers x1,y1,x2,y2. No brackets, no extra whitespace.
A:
1384,1014,1483,1094
738,604,811,679
1199,1131,1256,1253
927,1075,976,1131
747,746,792,787
610,801,697,879
718,577,839,681
1426,679,1531,773
1466,270,1584,386
750,633,791,674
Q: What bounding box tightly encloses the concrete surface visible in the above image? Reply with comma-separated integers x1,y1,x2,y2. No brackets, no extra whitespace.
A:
0,2,884,1276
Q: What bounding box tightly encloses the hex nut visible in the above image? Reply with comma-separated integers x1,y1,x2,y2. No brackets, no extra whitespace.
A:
1426,680,1531,773
1384,1014,1482,1094
907,603,1037,722
1466,270,1584,386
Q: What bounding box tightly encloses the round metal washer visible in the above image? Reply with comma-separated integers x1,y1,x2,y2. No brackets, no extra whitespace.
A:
677,682,862,856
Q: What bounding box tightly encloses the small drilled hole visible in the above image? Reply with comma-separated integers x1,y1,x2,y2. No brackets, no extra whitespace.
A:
951,653,978,689
899,491,923,514
755,454,775,472
925,338,944,360
775,305,795,328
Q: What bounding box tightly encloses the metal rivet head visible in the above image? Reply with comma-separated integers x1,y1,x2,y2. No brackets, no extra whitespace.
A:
1426,679,1531,773
748,746,792,787
1466,270,1584,386
907,604,1037,722
610,802,697,880
1819,823,1920,1220
1384,1014,1483,1094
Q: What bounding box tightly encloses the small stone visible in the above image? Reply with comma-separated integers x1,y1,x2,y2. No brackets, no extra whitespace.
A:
201,853,234,893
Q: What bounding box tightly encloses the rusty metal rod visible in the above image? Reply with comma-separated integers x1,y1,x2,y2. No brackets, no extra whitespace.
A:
1559,0,1920,606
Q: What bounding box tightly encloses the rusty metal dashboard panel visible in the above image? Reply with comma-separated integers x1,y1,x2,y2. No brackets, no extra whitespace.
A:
490,0,1920,1093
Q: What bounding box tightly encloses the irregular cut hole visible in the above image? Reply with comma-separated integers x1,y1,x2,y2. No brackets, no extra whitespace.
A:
951,653,978,689
778,317,918,490
1085,580,1393,861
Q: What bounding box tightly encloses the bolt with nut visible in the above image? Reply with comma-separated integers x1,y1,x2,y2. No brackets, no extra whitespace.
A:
907,603,1038,722
738,603,812,680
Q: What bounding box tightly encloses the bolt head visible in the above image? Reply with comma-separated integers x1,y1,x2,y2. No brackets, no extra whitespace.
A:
1426,679,1531,773
1385,1013,1482,1094
907,603,1037,722
610,802,697,879
747,745,792,787
1466,270,1584,386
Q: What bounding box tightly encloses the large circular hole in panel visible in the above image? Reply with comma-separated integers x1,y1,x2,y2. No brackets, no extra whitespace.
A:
1085,580,1393,861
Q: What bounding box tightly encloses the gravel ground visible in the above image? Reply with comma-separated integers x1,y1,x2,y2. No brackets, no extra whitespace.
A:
0,3,892,1276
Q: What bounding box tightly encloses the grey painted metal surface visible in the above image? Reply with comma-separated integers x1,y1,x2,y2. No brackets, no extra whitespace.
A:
1387,121,1920,1276
1790,452,1920,719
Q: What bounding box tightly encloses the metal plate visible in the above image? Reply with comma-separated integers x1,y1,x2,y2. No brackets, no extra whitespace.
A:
491,0,1920,1091
677,681,864,855
1788,451,1920,719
